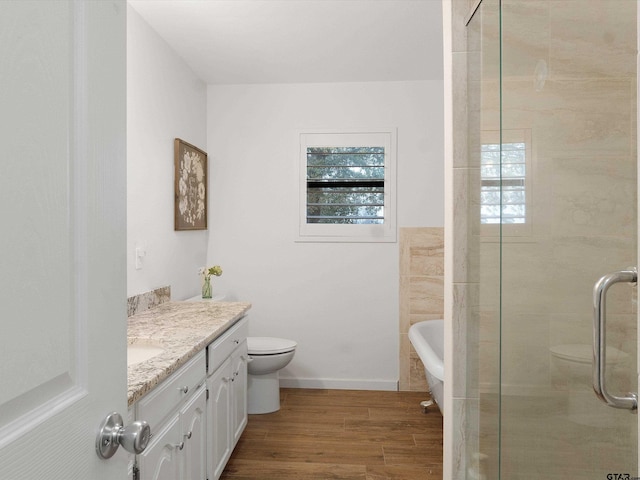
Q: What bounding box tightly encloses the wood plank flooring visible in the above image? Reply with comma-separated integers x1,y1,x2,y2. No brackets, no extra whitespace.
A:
221,388,443,480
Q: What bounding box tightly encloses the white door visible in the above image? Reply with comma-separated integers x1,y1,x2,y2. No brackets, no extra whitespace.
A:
0,1,127,479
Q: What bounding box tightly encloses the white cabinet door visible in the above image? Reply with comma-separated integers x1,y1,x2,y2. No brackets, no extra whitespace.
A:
138,415,182,480
0,1,127,479
207,358,232,480
231,341,248,445
181,385,207,480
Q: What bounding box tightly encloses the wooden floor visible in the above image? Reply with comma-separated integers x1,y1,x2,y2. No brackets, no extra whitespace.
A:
221,388,443,480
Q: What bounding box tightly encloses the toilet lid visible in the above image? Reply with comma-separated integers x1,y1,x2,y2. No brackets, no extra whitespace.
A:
550,344,627,365
247,337,297,355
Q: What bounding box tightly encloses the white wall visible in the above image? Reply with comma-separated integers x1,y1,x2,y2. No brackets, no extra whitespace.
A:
127,5,208,300
207,81,444,388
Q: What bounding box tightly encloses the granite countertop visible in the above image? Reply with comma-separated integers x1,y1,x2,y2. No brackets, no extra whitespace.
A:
127,300,251,406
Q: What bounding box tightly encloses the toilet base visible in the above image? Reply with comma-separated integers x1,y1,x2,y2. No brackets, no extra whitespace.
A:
248,372,281,414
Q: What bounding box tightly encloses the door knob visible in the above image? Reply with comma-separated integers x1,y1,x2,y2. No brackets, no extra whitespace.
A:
96,412,151,459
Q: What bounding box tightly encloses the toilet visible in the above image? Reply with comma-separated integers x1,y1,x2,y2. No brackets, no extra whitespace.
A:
247,336,297,414
550,343,628,427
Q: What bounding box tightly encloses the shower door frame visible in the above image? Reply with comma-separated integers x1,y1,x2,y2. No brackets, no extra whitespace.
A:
636,1,640,467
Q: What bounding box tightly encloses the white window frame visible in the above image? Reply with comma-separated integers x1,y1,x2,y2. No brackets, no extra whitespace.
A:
295,128,397,243
480,129,532,237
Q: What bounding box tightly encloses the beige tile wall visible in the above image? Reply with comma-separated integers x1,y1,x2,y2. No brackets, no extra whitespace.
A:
448,0,638,478
399,227,444,392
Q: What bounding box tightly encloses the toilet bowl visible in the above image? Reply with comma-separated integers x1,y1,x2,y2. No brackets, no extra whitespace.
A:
550,343,628,427
247,337,297,414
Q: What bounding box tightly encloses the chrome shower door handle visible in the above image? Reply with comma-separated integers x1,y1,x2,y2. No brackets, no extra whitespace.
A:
593,267,638,411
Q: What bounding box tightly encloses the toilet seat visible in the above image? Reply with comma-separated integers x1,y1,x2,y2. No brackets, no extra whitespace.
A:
247,337,297,355
550,343,627,365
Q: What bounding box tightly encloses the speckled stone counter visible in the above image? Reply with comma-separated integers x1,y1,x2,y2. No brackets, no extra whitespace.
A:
127,301,251,406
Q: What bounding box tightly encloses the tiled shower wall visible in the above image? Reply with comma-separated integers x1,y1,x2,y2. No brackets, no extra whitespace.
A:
399,227,444,392
448,1,483,477
447,0,638,477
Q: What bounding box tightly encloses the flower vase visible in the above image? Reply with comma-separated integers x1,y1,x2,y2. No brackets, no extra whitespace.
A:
202,276,212,299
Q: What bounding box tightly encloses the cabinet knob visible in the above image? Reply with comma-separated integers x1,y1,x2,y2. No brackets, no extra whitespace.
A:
185,431,192,440
96,413,151,459
175,441,185,451
178,386,189,394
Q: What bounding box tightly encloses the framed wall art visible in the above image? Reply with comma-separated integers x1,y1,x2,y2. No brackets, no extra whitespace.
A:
174,138,208,230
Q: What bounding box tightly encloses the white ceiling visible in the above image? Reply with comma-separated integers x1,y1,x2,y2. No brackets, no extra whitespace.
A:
128,0,443,85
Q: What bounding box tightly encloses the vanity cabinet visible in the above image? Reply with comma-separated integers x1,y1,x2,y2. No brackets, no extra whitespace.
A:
135,350,207,480
134,316,248,480
206,317,249,480
231,342,248,444
180,385,207,479
137,413,181,480
207,357,232,480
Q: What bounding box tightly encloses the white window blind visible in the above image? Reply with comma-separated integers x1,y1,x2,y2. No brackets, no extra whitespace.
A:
306,146,385,224
297,130,396,243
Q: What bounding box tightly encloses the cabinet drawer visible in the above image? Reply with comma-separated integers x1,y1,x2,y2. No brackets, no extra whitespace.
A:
207,316,248,375
138,350,206,431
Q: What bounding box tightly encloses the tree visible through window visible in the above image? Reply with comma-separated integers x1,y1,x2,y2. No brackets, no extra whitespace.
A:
297,129,396,243
481,141,527,224
306,146,385,224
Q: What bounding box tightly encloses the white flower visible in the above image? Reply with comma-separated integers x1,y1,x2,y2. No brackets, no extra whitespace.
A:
194,160,204,182
197,199,205,218
200,265,223,279
182,151,192,173
179,197,188,215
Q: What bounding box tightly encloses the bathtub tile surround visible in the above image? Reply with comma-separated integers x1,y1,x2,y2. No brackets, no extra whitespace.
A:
127,285,171,317
399,227,444,392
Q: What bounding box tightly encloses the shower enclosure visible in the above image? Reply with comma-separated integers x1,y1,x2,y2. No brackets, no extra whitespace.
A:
456,0,638,477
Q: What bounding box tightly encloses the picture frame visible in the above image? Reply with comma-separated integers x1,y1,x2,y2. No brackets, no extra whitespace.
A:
174,138,208,230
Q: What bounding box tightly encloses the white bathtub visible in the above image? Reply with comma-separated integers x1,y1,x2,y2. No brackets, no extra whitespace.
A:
408,319,444,414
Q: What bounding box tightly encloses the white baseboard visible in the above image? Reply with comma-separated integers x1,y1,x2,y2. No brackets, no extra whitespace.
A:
279,377,398,391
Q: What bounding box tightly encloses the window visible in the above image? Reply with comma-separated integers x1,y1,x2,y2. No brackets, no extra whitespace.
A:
480,130,531,234
306,146,384,224
297,130,396,242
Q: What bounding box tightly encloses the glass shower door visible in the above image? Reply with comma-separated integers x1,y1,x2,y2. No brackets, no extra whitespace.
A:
498,0,638,478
